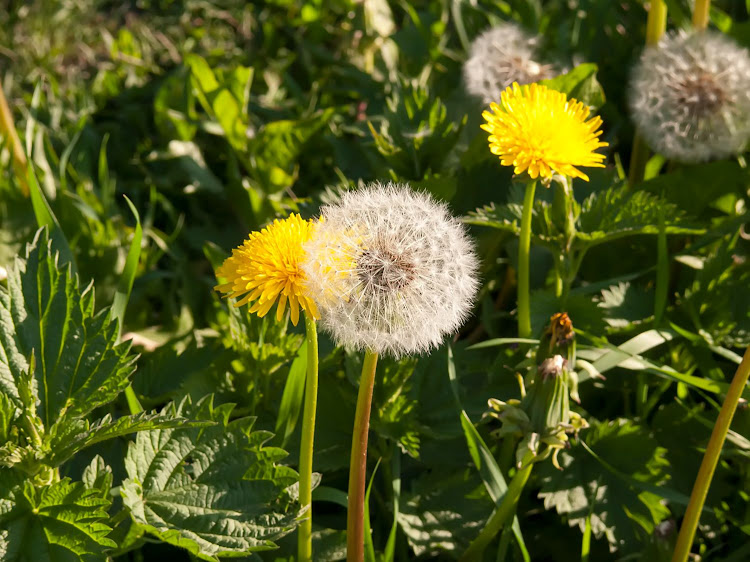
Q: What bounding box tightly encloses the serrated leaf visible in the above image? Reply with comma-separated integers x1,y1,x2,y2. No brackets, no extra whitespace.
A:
578,186,701,246
538,419,670,552
0,228,137,430
598,282,655,330
81,455,113,498
681,243,750,346
121,397,298,561
46,411,212,468
0,476,116,561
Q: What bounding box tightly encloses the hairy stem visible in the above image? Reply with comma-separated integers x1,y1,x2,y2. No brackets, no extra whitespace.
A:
459,461,533,562
347,350,379,562
298,314,319,562
692,0,710,30
517,180,537,339
671,346,750,562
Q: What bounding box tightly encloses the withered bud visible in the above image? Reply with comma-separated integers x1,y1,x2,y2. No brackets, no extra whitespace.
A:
538,355,567,379
546,312,574,349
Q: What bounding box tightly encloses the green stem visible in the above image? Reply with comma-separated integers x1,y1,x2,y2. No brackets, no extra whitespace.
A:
654,207,668,326
0,81,29,197
123,386,143,415
629,0,667,186
517,181,537,339
646,0,668,45
459,462,534,562
692,0,710,30
671,346,750,562
581,512,592,562
347,350,379,562
298,314,319,562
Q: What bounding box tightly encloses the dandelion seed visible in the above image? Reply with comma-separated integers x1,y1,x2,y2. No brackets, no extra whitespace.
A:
629,31,750,163
302,183,479,358
214,213,319,326
481,82,608,181
464,23,558,105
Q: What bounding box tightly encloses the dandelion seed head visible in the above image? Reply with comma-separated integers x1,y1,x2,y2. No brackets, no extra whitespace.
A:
629,30,750,162
464,23,558,105
214,213,319,326
302,183,479,358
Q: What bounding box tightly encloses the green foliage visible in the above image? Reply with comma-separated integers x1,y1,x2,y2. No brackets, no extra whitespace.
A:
1,229,136,430
538,419,671,552
2,1,750,560
121,397,299,560
0,476,116,561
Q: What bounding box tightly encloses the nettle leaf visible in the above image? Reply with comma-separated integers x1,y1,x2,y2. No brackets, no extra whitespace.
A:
121,397,298,561
538,419,670,552
45,411,212,468
0,476,116,561
0,229,136,429
681,243,750,346
397,465,493,557
371,357,421,458
598,282,655,330
578,185,702,245
465,200,562,247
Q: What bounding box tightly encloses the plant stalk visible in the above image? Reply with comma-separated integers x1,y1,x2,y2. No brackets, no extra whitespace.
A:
347,350,379,562
297,314,319,562
692,0,710,30
517,181,537,339
629,0,667,185
671,346,750,562
459,461,533,562
0,81,30,197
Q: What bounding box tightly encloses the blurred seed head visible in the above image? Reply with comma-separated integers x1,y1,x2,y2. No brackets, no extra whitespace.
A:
301,182,479,358
464,23,558,105
629,30,750,162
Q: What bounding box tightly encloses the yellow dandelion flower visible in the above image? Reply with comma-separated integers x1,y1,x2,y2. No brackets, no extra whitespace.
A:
481,82,608,181
214,214,319,326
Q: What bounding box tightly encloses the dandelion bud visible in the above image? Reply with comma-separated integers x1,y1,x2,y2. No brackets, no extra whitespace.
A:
464,23,558,105
301,183,479,358
629,31,750,163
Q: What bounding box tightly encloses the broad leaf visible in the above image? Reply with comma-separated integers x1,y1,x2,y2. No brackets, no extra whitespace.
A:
538,419,670,552
0,229,136,429
46,411,212,468
0,476,115,561
540,63,606,109
121,397,298,561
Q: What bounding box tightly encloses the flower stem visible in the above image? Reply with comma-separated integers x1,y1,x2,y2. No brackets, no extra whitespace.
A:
0,82,30,196
646,0,668,46
347,350,379,562
459,461,533,562
692,0,710,30
671,346,750,562
517,180,537,339
298,313,319,562
629,0,666,185
654,206,668,326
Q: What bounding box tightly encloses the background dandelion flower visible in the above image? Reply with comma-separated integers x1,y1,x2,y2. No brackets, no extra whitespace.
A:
481,82,608,181
215,213,319,325
302,183,479,358
464,23,558,105
629,31,750,163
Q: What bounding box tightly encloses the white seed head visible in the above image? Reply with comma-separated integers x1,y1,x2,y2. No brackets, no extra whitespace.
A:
464,23,558,105
629,30,750,163
302,183,479,358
